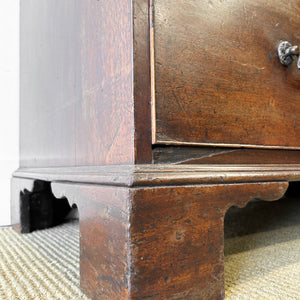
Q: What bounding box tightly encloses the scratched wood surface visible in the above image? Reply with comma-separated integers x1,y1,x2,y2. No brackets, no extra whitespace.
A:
10,178,286,299
12,177,288,299
181,149,300,165
13,164,300,187
152,147,300,165
129,182,288,299
153,0,300,148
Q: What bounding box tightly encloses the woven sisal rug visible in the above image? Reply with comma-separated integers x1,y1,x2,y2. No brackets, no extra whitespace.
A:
0,197,300,299
0,221,88,300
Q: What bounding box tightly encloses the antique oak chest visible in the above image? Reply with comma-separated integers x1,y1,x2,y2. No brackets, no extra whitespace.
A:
12,0,300,299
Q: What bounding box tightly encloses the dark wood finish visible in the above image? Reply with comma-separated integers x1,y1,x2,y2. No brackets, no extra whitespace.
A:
20,0,152,168
128,182,288,299
13,164,300,187
17,1,300,299
152,147,234,164
182,149,300,165
75,0,135,166
12,176,288,299
153,147,300,165
11,178,34,233
11,178,71,233
12,177,131,299
52,182,131,300
153,0,300,148
133,0,153,163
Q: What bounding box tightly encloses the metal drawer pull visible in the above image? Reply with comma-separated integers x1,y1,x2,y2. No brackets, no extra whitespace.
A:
278,41,300,69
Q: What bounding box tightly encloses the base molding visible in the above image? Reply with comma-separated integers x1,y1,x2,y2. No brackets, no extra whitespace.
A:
13,164,300,187
11,166,293,299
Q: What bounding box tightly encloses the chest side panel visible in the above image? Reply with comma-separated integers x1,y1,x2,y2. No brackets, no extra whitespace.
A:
20,0,134,167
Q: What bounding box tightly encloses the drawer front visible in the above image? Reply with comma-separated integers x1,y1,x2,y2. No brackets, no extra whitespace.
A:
152,0,300,148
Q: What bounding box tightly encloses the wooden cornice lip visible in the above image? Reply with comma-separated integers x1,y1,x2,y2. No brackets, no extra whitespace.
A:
13,164,300,187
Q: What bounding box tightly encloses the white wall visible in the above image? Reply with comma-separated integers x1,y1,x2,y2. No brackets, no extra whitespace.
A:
0,1,19,226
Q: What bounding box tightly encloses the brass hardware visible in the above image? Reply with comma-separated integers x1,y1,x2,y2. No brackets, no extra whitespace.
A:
278,41,300,69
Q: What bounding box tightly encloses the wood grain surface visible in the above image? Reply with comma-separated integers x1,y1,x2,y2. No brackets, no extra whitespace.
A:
52,183,131,300
153,0,300,148
180,149,300,165
153,147,300,165
13,164,300,187
20,0,152,168
133,0,153,163
17,1,300,299
129,181,288,299
49,180,287,299
12,168,292,299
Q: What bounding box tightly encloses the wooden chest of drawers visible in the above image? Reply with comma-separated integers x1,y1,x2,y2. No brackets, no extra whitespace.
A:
12,0,300,299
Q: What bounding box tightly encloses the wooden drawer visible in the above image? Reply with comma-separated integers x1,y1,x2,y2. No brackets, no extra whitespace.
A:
152,0,300,149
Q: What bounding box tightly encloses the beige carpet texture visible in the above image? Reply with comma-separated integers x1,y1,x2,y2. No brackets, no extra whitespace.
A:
0,197,300,299
0,221,88,300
